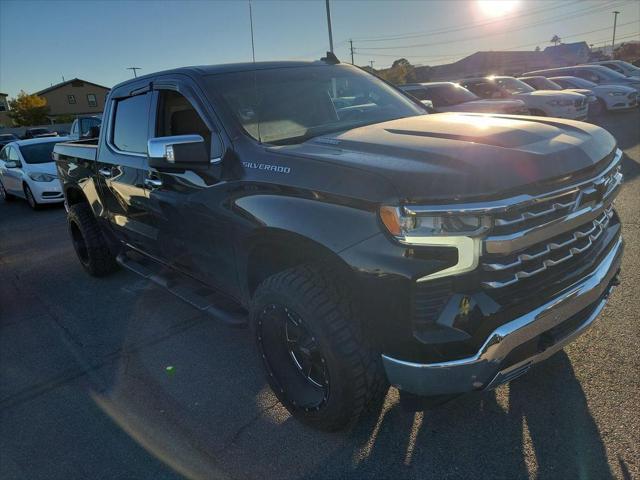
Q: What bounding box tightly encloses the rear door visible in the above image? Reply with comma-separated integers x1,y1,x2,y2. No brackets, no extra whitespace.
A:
96,90,158,253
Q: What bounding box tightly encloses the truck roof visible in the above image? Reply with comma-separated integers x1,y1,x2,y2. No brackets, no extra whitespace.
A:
110,61,330,92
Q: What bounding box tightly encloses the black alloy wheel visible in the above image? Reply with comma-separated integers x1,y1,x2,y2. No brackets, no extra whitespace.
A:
24,184,38,209
257,304,330,411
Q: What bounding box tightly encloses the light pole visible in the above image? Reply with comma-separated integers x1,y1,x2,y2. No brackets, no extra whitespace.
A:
369,60,375,69
611,10,620,55
126,67,141,78
325,0,334,53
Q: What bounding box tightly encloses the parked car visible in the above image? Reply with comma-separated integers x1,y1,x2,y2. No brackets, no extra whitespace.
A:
0,133,20,147
55,60,623,430
519,76,600,115
550,76,638,113
68,115,102,140
0,137,68,208
589,60,640,78
400,82,529,114
22,127,58,139
524,65,640,92
459,76,588,119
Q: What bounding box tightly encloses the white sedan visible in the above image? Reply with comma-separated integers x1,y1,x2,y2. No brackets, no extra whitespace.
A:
550,76,638,112
0,137,68,209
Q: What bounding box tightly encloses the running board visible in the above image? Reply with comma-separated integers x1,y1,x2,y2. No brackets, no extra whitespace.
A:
116,251,247,328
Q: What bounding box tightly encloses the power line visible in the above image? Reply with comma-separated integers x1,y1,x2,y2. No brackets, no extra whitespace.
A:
355,20,639,59
352,0,583,43
359,1,630,51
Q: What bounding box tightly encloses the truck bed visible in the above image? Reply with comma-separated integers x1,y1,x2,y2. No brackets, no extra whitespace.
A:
54,138,98,162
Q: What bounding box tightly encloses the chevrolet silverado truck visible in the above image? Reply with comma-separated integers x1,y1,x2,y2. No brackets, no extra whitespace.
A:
54,59,624,431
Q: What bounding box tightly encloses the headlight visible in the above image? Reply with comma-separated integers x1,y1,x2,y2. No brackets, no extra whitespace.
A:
28,172,57,182
608,91,626,96
546,99,574,107
379,206,490,281
380,206,488,238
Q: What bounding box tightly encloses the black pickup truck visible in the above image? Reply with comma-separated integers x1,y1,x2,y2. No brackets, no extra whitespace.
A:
54,59,624,431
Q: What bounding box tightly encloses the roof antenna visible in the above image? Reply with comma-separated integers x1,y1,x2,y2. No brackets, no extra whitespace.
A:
248,1,261,142
321,51,340,65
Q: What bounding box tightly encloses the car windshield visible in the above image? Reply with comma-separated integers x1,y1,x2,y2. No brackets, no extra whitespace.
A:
205,64,425,145
494,77,535,94
553,77,597,89
19,142,57,164
586,66,629,81
423,84,479,107
523,77,562,90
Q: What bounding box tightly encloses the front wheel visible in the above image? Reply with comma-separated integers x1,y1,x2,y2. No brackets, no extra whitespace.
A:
251,265,387,431
24,184,39,209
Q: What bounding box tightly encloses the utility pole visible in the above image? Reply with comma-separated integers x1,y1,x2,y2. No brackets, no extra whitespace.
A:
126,67,141,78
249,1,256,63
611,10,620,55
369,60,375,69
325,0,334,53
349,39,354,64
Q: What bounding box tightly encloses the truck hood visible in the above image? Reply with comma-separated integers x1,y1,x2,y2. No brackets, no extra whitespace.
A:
276,113,615,202
440,99,525,113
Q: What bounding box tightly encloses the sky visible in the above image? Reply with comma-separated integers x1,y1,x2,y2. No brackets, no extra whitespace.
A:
1,0,639,98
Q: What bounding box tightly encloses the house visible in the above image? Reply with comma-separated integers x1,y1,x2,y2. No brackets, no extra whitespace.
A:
419,41,591,82
0,93,10,127
35,78,110,119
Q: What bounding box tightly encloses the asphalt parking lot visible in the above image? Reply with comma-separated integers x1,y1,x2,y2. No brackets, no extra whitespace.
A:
1,110,639,480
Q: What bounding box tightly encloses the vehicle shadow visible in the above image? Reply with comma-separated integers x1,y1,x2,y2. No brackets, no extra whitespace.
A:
82,287,612,480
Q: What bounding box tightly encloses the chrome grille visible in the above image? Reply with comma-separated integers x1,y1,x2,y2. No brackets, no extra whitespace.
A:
490,161,622,237
482,207,613,289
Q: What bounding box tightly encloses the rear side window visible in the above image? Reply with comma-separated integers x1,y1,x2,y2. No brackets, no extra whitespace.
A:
112,93,151,154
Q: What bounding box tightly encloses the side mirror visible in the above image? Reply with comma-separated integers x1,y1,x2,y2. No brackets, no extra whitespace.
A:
420,99,436,113
5,160,21,169
147,135,209,169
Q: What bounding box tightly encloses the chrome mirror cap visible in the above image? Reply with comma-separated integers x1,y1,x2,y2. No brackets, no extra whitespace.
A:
147,135,204,162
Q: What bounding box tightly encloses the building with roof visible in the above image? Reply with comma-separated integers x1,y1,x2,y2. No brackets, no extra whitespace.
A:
35,78,110,118
0,93,10,127
419,42,591,82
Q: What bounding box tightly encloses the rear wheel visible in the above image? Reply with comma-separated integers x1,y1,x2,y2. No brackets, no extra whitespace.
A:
251,265,387,431
23,184,38,209
0,180,14,201
67,203,118,276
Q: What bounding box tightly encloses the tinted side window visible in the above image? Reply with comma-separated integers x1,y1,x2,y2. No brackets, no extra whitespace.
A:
112,94,151,154
0,147,6,161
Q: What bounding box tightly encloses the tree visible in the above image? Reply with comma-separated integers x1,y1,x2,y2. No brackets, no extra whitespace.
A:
535,46,541,52
8,91,50,126
377,58,417,84
550,35,561,46
614,42,640,62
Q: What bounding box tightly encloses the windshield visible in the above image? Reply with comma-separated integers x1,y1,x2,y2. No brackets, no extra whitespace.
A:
587,66,629,81
205,64,425,145
523,77,561,90
494,77,535,94
19,142,57,164
423,84,479,107
553,77,597,89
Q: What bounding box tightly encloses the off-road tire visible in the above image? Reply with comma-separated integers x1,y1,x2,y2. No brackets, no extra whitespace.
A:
67,203,118,276
251,264,387,431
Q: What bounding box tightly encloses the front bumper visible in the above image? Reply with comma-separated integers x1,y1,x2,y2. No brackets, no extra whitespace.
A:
29,179,64,203
382,235,623,396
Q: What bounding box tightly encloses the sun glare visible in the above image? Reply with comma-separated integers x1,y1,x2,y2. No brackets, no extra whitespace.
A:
477,0,520,18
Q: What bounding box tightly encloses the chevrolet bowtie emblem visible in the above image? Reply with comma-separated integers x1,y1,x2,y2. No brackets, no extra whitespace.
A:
459,296,472,317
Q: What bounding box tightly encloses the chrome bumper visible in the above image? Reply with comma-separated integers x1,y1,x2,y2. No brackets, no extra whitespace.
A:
382,236,623,396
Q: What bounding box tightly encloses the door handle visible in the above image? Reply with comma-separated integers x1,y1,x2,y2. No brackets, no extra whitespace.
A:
144,177,163,189
98,168,113,178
